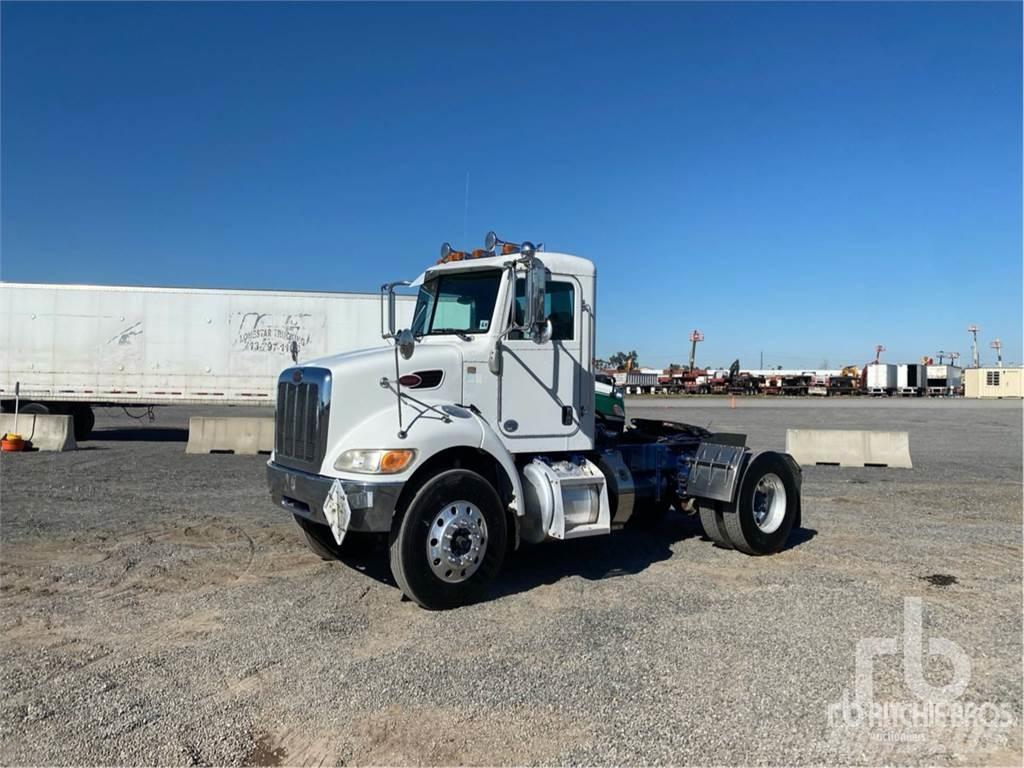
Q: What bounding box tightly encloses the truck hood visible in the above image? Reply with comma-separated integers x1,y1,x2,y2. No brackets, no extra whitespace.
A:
300,342,466,446
303,342,463,389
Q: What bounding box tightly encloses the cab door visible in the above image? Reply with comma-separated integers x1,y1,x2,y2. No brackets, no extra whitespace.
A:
498,276,583,447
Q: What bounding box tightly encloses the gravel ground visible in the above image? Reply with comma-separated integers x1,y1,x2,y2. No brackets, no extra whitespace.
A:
1,398,1021,766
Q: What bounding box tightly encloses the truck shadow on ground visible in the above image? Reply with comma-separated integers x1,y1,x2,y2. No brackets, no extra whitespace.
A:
337,515,817,601
490,516,817,601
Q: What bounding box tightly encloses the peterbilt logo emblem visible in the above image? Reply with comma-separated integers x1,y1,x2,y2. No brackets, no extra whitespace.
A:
292,369,302,383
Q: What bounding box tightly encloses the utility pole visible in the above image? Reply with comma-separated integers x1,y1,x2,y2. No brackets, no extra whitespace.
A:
967,325,980,367
990,339,1003,367
688,330,704,372
949,351,961,368
874,344,885,364
937,350,946,365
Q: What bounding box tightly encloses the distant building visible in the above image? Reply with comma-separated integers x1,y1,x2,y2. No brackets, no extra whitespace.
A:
963,367,1023,399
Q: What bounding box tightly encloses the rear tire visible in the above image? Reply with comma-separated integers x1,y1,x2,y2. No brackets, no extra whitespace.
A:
70,405,95,441
698,503,733,548
389,469,506,610
721,452,799,555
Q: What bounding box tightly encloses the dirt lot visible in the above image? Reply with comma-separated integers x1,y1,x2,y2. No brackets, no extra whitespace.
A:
1,398,1021,766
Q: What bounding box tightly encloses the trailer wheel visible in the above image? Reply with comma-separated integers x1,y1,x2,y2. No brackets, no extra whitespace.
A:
721,452,799,555
292,514,376,560
70,405,95,441
389,469,506,610
698,503,732,548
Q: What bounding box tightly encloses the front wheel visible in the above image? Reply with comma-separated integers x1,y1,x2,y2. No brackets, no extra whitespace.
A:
389,469,507,610
720,452,800,555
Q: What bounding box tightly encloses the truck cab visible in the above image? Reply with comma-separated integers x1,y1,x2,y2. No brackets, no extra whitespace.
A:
267,233,803,609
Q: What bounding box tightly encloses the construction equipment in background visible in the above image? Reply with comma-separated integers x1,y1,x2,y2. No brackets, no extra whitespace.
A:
968,325,980,367
826,365,863,396
726,360,759,395
688,330,704,372
990,339,1003,367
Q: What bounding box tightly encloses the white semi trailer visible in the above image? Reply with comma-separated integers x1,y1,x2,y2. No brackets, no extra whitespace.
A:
266,233,804,609
0,282,414,439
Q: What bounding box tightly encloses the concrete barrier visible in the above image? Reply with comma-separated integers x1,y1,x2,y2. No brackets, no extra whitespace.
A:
186,417,275,455
0,414,77,452
785,429,912,469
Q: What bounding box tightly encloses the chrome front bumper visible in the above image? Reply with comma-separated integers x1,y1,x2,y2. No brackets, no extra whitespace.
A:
266,461,402,533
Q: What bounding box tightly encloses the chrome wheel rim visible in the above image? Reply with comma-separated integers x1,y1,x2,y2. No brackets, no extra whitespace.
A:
426,500,487,583
752,473,787,533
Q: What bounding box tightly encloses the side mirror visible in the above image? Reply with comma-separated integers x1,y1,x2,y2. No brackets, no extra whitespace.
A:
523,245,547,335
380,280,410,339
397,328,415,360
387,291,399,337
488,338,502,375
532,318,553,345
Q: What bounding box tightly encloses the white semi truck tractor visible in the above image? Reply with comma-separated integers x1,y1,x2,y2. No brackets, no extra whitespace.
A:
266,233,803,609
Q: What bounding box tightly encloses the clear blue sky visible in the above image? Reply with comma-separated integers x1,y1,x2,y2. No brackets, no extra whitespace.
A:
2,1,1021,369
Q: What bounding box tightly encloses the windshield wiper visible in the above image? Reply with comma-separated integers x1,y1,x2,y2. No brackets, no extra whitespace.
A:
430,328,473,341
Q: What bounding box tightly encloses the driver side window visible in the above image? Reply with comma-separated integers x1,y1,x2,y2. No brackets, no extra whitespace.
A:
512,279,575,341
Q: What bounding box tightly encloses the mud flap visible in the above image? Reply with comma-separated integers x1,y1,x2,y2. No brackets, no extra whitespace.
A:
323,479,352,545
687,443,750,504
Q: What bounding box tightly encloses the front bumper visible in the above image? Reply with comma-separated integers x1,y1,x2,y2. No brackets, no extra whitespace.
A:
266,460,403,533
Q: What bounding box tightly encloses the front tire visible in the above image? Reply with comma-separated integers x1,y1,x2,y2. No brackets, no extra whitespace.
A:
720,452,799,555
389,469,507,610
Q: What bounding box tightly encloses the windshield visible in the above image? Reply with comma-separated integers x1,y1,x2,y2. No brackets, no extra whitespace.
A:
410,269,502,337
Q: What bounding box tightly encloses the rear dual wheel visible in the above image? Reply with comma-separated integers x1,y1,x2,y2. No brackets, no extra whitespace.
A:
698,452,799,555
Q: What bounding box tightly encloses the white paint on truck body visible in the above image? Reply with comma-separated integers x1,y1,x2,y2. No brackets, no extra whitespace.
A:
0,282,414,405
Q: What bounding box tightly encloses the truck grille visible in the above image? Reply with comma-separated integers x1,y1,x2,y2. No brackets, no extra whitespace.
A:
275,367,331,469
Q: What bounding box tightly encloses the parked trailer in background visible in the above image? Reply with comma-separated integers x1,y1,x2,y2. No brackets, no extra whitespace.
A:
866,363,897,396
926,364,962,396
896,364,926,396
0,282,414,439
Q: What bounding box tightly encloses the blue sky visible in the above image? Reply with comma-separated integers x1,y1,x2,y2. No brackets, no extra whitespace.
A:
2,1,1021,368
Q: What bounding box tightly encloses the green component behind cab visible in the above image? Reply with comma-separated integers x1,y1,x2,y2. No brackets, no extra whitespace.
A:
595,374,625,434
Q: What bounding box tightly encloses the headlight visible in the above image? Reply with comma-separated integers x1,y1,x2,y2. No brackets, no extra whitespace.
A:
335,449,416,474
612,404,625,417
